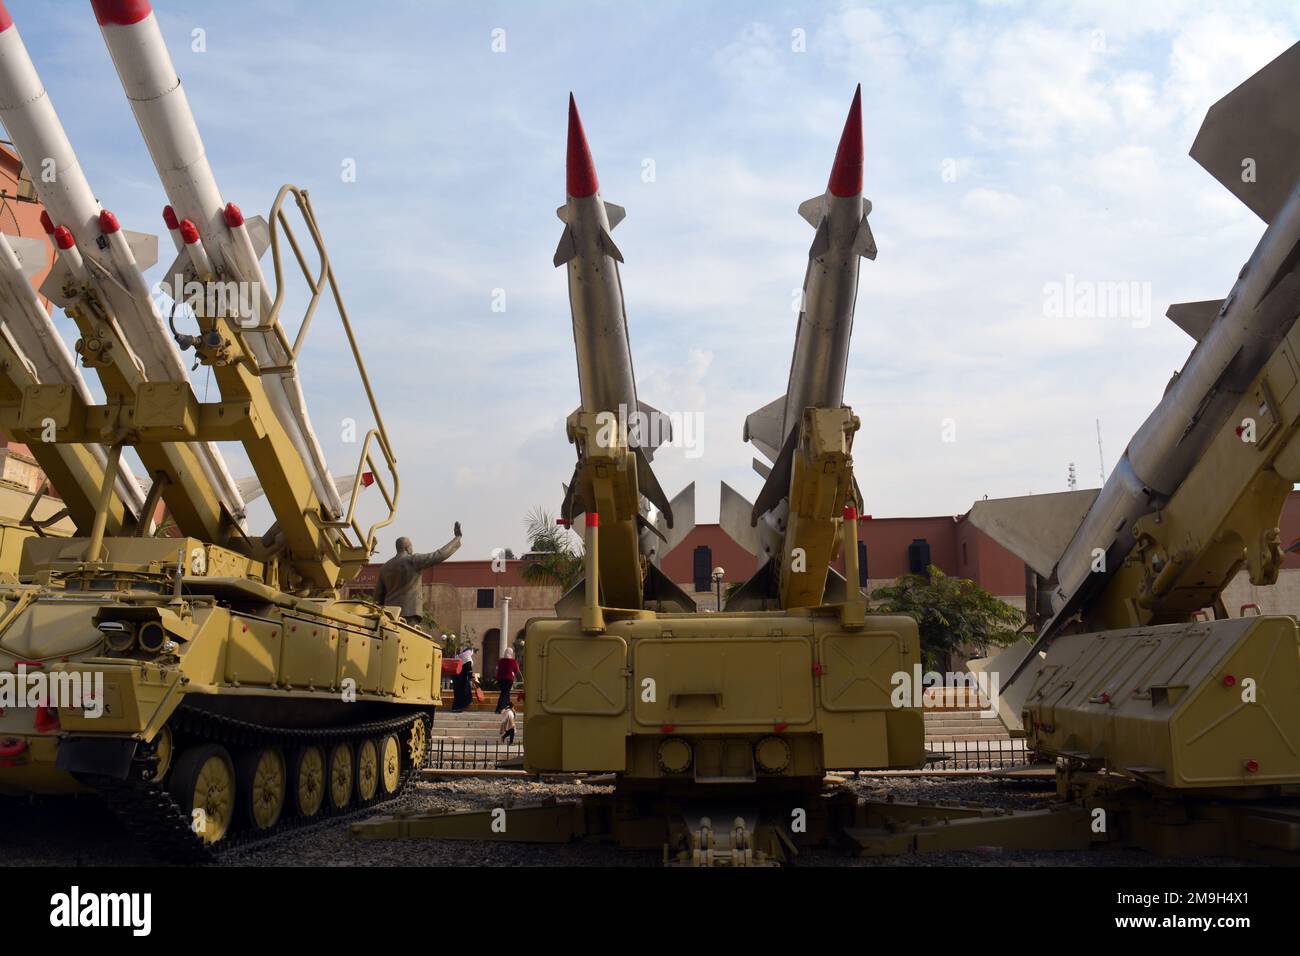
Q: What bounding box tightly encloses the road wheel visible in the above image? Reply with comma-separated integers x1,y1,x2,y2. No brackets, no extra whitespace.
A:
378,734,402,796
327,741,354,812
356,738,379,804
169,743,236,845
290,745,326,819
238,747,286,830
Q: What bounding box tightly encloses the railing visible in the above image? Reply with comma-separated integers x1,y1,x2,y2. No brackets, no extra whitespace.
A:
427,738,524,770
238,183,400,555
921,738,1032,771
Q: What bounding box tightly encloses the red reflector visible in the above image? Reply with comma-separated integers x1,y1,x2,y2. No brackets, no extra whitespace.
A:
585,512,599,527
361,471,375,487
1246,759,1260,773
1223,674,1237,687
0,737,27,759
53,226,75,250
556,518,570,526
179,219,201,244
812,663,823,676
162,205,179,229
843,506,857,520
39,210,54,234
99,209,121,234
16,660,43,668
774,722,788,732
660,724,674,734
223,202,244,227
34,706,59,733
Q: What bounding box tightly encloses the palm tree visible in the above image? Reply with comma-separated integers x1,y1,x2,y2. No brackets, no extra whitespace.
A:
519,507,584,591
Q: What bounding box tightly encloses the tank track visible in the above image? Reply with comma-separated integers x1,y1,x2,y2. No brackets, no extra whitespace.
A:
95,706,432,864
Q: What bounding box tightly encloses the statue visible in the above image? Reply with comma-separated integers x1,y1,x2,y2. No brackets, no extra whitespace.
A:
374,523,462,625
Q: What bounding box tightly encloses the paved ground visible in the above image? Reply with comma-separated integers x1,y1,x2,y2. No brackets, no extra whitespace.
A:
0,774,1249,867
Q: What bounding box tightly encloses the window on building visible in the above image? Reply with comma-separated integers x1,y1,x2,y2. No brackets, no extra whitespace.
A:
693,545,713,592
907,538,931,576
858,541,868,586
476,588,495,609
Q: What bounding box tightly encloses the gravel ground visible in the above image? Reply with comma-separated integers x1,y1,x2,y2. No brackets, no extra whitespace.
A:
0,774,1250,867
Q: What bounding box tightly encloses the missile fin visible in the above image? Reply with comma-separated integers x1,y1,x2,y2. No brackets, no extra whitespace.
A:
37,258,77,309
798,196,825,228
750,427,798,525
852,212,878,260
743,394,786,462
160,248,198,303
1190,40,1300,224
643,562,697,612
123,229,158,270
724,559,781,611
553,224,578,267
808,218,831,260
633,444,673,527
1166,299,1224,342
752,457,771,480
604,201,626,230
598,225,624,263
3,235,48,279
654,481,694,555
720,481,762,556
560,468,586,525
965,489,1100,579
245,215,271,260
636,398,671,453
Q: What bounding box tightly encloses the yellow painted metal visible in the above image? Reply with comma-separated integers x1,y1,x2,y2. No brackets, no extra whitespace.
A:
779,407,861,610
566,409,643,610
524,607,925,779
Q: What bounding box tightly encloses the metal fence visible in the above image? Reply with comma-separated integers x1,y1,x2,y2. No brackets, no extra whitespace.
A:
428,738,524,770
921,737,1032,771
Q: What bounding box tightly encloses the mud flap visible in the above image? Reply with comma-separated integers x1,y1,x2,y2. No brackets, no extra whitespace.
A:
56,736,138,780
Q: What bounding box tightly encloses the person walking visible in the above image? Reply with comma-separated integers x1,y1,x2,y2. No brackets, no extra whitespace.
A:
452,646,475,712
499,700,517,746
495,647,520,712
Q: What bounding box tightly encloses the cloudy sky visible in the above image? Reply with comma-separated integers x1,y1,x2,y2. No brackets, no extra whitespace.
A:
6,0,1299,559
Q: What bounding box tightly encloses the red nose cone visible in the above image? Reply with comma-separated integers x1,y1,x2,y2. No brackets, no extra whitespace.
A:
827,84,863,198
0,3,12,33
179,219,201,245
91,1,153,27
162,205,179,230
566,94,599,198
223,202,244,228
99,210,121,234
53,226,75,251
39,210,54,235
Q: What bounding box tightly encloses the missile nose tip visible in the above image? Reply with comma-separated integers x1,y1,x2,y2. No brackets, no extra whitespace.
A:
566,93,599,198
91,1,154,27
0,3,13,33
99,210,121,235
827,85,864,198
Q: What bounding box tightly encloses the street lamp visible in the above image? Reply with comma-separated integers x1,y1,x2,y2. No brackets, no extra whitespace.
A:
712,566,725,612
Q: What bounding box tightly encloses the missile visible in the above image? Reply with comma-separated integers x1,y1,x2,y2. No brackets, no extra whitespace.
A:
555,94,674,526
1024,41,1300,648
727,87,876,563
91,0,344,518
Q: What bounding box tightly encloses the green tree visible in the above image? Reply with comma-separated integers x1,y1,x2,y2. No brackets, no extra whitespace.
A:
870,565,1023,670
519,506,584,591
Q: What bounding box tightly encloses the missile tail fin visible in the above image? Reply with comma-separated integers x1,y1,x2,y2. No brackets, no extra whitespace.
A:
720,481,762,556
965,489,1100,579
808,218,831,260
123,229,158,270
4,235,49,279
654,481,694,555
1190,41,1300,224
636,399,670,453
597,225,623,262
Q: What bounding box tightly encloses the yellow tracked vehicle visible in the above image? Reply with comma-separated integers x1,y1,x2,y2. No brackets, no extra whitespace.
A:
0,5,441,859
